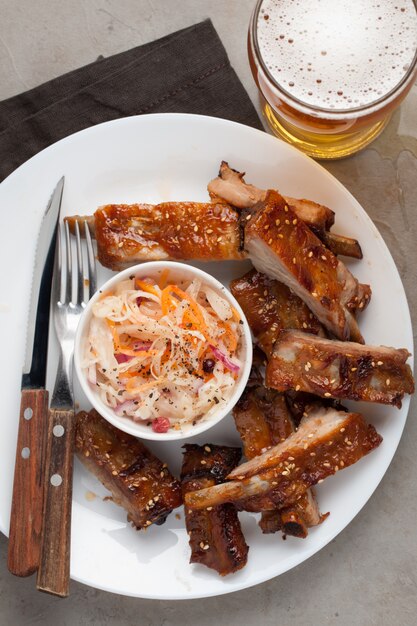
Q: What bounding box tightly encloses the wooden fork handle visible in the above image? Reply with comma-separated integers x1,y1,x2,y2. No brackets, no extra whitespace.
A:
7,388,49,577
36,407,75,597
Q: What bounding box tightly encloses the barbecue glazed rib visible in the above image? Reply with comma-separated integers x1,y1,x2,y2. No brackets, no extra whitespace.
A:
258,490,325,536
233,384,294,458
185,408,382,511
67,201,244,270
208,161,362,259
266,330,415,408
181,444,248,576
245,190,370,342
318,230,362,260
233,383,327,537
75,409,182,528
284,389,342,427
66,165,362,273
208,161,335,229
230,269,324,357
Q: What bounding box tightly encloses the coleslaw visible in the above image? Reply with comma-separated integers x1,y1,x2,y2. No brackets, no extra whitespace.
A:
82,273,244,433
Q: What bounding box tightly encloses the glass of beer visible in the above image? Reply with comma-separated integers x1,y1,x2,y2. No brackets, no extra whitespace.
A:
248,0,417,159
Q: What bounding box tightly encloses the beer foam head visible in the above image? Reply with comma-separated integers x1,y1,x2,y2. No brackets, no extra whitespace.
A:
256,0,417,111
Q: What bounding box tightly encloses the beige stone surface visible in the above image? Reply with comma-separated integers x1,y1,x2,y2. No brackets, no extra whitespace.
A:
0,1,416,624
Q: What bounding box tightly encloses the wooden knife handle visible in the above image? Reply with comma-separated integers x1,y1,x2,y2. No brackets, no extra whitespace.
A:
36,407,75,597
7,388,49,577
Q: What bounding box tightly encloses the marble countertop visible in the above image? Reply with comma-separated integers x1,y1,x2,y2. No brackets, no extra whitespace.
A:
1,1,416,624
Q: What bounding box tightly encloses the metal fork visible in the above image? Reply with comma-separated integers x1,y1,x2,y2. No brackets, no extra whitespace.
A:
37,219,96,598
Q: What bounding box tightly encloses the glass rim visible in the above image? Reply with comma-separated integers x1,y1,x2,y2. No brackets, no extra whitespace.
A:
251,0,417,118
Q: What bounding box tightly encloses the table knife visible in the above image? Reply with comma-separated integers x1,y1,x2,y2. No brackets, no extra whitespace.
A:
7,178,64,577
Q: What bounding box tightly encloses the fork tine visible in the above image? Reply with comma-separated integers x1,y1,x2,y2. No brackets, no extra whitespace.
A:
74,220,84,306
64,221,72,304
84,222,97,299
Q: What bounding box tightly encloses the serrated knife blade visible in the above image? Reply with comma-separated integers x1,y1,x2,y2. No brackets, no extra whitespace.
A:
7,178,64,577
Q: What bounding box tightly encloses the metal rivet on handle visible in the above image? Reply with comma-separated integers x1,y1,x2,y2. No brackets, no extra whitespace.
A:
21,447,30,459
23,408,33,420
53,424,65,437
50,474,62,487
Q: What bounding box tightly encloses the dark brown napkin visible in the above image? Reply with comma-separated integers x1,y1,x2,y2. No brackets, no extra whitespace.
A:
0,19,262,182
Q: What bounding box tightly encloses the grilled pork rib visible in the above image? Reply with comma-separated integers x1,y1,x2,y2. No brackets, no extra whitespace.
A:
66,164,362,272
284,389,342,427
266,330,414,408
318,230,362,260
230,269,323,357
67,201,244,270
208,161,335,229
233,383,327,537
259,490,325,536
181,444,248,576
75,409,182,528
208,161,362,259
233,385,294,457
184,408,382,511
245,190,370,342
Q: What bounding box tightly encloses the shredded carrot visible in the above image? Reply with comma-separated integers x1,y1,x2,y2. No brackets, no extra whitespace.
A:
115,348,159,358
160,346,171,366
162,284,209,336
161,285,178,316
118,371,137,381
231,306,241,322
135,279,160,298
171,286,207,328
218,321,238,352
158,268,170,290
182,308,206,334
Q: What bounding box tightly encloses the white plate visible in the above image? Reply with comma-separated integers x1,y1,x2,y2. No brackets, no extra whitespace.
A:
0,113,413,600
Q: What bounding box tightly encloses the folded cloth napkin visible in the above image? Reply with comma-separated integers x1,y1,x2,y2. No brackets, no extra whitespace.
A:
0,19,262,182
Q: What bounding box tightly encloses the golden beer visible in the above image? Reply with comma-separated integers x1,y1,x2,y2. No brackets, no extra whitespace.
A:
248,0,417,159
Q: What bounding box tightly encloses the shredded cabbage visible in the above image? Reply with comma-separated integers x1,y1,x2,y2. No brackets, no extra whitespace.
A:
83,275,243,433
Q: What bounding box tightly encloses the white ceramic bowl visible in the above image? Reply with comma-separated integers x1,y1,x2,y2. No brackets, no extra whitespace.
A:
74,261,253,441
